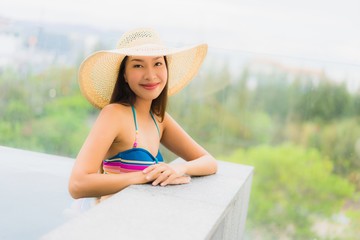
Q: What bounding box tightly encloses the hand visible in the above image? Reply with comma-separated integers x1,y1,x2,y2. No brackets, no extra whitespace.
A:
143,163,190,186
167,175,191,185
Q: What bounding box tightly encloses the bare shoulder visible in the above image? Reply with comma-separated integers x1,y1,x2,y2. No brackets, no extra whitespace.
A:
92,103,134,147
101,103,130,114
97,103,132,128
163,112,175,125
100,103,131,118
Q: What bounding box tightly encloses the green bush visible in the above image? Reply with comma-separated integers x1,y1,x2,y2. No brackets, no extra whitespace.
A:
223,144,355,239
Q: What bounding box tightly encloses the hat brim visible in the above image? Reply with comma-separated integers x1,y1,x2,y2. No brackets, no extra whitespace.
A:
78,43,208,109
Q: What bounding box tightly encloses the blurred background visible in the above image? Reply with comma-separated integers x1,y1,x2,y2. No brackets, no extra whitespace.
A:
1,0,360,239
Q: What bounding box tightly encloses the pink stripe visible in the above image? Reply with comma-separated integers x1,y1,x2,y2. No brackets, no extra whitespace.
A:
102,165,138,173
104,162,149,171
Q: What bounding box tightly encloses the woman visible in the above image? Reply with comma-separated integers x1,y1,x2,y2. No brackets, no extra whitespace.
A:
69,28,217,199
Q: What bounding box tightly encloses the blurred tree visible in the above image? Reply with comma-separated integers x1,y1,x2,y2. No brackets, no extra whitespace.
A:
0,66,93,157
224,144,354,239
294,79,351,122
1,59,360,239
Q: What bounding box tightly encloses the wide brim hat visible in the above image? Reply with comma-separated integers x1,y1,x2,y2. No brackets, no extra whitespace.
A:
79,28,208,109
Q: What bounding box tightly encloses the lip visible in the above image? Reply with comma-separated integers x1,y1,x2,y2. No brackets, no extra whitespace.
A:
140,83,160,90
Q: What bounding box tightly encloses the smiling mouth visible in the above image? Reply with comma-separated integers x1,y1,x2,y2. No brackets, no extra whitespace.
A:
140,83,160,90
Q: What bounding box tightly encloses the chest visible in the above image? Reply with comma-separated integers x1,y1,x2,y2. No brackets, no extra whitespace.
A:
107,116,162,159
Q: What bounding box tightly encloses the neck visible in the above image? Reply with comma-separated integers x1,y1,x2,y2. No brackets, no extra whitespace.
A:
133,99,152,114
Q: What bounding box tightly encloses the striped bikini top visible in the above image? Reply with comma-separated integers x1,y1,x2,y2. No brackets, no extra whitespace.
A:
103,106,164,174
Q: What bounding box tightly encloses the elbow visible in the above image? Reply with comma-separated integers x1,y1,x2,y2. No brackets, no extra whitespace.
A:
200,154,218,175
211,159,218,174
68,178,84,199
202,155,218,175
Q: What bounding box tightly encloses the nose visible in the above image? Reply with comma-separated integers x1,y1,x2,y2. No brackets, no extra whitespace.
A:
144,66,156,81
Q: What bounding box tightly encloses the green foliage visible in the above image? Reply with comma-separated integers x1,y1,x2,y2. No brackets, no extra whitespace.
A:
31,95,93,157
293,80,351,122
249,72,291,118
224,144,354,239
0,67,94,157
283,119,360,180
1,59,360,239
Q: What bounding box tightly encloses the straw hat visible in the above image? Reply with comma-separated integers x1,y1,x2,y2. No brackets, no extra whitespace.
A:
78,28,208,109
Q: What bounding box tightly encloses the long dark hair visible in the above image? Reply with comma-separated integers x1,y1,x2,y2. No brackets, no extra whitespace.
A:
110,56,168,121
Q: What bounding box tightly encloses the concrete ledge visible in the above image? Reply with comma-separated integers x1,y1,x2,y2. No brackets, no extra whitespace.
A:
42,159,254,240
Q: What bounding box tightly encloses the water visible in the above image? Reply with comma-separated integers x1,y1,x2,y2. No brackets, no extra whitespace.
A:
0,146,74,240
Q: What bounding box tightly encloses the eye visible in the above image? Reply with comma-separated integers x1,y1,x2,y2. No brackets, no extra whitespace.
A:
133,64,143,68
155,62,163,66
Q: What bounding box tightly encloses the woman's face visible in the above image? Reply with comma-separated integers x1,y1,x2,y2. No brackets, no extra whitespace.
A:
124,56,167,101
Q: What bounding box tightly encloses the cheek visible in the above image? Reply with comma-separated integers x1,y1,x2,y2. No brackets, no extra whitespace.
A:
126,72,141,83
160,71,168,83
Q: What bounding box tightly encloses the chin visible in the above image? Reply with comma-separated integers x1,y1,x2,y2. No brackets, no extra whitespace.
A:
141,93,162,101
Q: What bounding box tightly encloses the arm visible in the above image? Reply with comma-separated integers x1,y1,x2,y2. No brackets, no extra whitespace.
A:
143,113,218,186
68,105,149,199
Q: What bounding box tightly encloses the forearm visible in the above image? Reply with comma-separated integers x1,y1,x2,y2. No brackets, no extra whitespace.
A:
69,171,148,199
181,155,218,176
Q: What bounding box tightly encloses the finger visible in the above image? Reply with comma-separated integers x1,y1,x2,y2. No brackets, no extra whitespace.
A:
143,164,156,173
168,176,191,185
152,170,172,186
145,164,166,180
146,162,171,179
160,174,178,187
152,170,171,186
143,162,166,174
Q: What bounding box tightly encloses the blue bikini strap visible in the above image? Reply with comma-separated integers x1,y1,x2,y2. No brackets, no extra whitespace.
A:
150,112,160,137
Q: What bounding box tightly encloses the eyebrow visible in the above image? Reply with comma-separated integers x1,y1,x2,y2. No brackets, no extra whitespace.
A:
130,56,163,62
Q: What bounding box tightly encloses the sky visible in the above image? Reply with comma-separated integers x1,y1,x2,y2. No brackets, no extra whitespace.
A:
1,0,360,68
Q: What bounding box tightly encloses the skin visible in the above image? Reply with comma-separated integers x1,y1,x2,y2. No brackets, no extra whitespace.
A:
69,56,218,199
